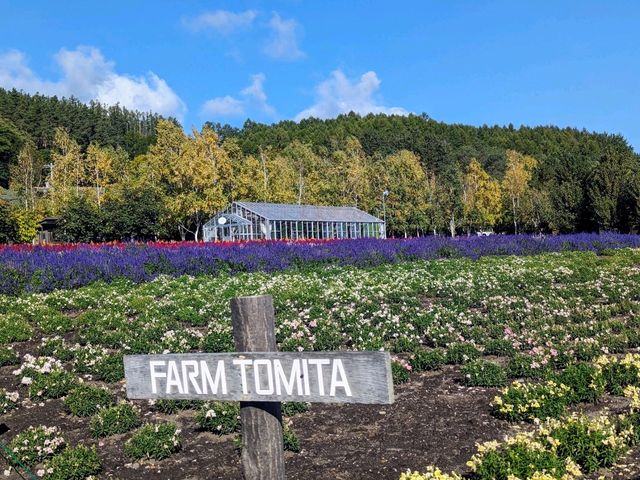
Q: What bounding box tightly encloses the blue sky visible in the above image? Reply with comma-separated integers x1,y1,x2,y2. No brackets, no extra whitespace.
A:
0,1,638,151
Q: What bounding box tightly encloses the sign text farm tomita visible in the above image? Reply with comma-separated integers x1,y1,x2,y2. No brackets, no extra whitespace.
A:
124,351,394,404
124,295,394,480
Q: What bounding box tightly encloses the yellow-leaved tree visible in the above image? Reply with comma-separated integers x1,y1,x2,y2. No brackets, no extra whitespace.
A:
148,120,231,240
462,159,502,232
11,207,41,243
86,143,127,207
9,141,40,211
283,141,326,205
48,128,85,214
49,128,84,214
328,137,372,209
376,150,429,237
501,150,538,234
257,147,297,204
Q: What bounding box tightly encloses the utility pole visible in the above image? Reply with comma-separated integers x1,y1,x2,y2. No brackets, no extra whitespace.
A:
382,190,389,239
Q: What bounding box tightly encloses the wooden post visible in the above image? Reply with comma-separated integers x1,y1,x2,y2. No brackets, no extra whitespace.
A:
231,295,285,480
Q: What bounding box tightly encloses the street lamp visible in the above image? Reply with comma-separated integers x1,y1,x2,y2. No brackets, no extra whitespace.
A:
382,190,389,238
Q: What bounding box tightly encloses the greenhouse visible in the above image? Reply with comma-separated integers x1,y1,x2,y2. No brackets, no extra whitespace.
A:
203,201,385,242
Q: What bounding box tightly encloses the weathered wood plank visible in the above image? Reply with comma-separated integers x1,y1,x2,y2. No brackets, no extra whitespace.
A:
124,351,394,404
232,295,284,480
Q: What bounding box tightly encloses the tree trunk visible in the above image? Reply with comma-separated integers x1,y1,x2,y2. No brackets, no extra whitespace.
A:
259,150,269,202
297,171,304,205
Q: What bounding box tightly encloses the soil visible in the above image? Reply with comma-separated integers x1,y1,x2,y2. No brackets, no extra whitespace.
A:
3,364,640,479
0,365,513,480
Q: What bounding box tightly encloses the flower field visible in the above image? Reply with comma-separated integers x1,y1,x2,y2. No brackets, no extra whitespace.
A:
2,233,640,294
1,245,640,478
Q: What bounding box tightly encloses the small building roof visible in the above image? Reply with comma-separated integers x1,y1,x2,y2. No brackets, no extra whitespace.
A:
40,217,60,231
0,189,20,206
235,201,383,223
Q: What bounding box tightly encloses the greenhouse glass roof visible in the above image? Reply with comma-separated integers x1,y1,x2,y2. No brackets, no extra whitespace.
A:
235,202,383,223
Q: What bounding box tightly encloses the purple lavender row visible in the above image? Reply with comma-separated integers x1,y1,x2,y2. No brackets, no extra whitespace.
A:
1,233,640,295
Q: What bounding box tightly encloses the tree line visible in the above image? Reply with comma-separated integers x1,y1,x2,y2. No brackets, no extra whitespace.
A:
0,88,163,188
1,89,639,243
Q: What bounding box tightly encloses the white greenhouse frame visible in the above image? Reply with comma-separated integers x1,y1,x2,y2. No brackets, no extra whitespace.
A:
203,202,386,242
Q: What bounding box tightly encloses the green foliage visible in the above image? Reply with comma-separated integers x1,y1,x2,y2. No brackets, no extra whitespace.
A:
445,343,481,364
124,422,182,460
542,415,627,474
0,87,159,162
492,380,571,422
195,402,241,434
0,388,19,413
42,445,102,480
200,328,234,352
283,425,301,452
63,384,114,417
484,339,516,357
461,360,507,387
0,116,28,188
0,313,33,342
391,359,411,384
8,425,65,467
90,402,140,437
102,185,167,241
620,412,640,447
507,354,553,379
212,113,640,235
10,207,40,243
89,352,125,383
153,399,202,414
37,311,75,334
0,201,17,242
281,401,309,417
56,195,104,243
37,336,74,361
468,433,576,480
29,370,77,400
410,348,445,371
555,363,605,404
0,345,18,366
597,355,640,395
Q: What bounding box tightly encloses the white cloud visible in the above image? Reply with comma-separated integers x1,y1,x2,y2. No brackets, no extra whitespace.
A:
201,95,245,117
183,10,257,34
295,70,408,121
263,13,305,60
0,47,186,120
241,73,275,116
201,73,275,118
0,50,59,95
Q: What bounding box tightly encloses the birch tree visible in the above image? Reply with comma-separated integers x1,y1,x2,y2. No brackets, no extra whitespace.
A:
9,141,40,210
463,159,502,232
502,150,537,234
49,128,84,213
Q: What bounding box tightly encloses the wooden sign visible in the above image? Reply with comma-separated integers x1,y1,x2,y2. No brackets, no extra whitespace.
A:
124,295,395,480
124,351,393,404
